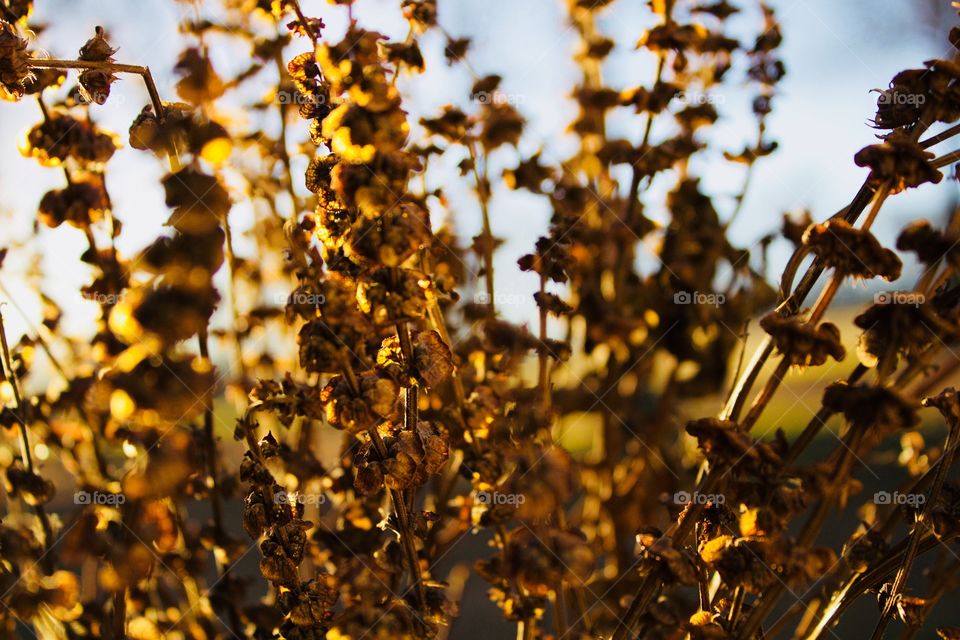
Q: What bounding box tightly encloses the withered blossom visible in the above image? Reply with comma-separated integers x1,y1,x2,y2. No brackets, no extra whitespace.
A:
803,219,902,280
822,381,920,433
77,26,117,104
854,131,943,191
0,18,29,96
760,312,845,367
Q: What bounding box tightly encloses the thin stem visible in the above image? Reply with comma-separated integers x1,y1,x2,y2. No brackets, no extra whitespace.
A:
380,313,428,612
932,149,960,169
467,142,496,316
0,307,54,566
197,332,242,634
420,252,481,453
870,407,960,640
537,274,551,410
27,58,165,120
287,0,319,45
785,364,867,464
222,215,247,380
919,122,960,149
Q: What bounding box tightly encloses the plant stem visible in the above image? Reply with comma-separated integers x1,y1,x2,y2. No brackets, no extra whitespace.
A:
467,142,496,316
26,58,165,120
870,402,960,640
920,122,960,149
0,307,54,567
380,315,428,612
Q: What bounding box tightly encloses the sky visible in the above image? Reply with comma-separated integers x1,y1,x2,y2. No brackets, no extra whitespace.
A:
0,0,958,344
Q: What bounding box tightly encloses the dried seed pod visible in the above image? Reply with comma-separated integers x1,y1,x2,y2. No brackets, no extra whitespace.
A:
760,313,845,367
854,131,942,191
354,421,449,494
383,41,424,73
320,371,401,434
503,153,553,193
356,267,429,324
77,26,117,104
105,352,215,423
24,114,116,166
686,418,782,468
411,330,453,388
163,168,231,234
479,102,524,152
420,106,469,142
872,69,928,129
822,381,920,433
111,284,218,345
283,575,338,626
128,102,193,156
923,58,960,124
140,226,225,275
305,153,348,210
896,220,960,269
38,180,108,228
259,549,300,587
843,529,888,573
854,301,950,376
927,482,960,539
635,527,698,586
242,489,270,539
345,202,431,267
803,219,902,280
0,19,29,97
505,528,595,596
174,47,225,104
5,462,55,506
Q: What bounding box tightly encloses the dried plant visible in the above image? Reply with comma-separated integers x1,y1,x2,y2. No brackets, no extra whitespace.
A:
1,1,960,639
